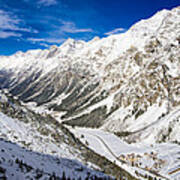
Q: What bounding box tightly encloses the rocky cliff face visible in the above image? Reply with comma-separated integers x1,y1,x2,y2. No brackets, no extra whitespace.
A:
0,6,180,144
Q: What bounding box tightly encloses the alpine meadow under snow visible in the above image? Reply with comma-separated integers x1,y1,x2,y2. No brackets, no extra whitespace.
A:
0,6,180,180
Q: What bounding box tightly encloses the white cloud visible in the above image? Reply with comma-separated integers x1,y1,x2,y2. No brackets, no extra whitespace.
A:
104,28,125,36
0,9,38,38
28,37,65,44
0,31,22,38
27,20,93,46
60,21,93,34
0,10,20,31
39,43,49,47
38,0,57,6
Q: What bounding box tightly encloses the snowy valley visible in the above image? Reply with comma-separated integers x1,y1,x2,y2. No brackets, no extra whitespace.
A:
0,6,180,180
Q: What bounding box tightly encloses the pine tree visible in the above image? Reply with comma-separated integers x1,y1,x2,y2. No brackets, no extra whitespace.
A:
62,171,66,180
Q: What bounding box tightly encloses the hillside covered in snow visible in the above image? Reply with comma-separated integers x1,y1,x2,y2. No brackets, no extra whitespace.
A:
0,6,179,180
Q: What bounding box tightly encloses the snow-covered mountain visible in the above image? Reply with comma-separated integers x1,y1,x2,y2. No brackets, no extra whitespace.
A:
0,6,180,180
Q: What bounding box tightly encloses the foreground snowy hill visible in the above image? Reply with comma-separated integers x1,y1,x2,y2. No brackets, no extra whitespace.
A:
0,92,136,179
0,6,180,180
0,138,112,179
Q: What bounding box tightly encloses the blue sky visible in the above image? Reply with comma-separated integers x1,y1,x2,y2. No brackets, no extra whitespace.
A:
0,0,179,55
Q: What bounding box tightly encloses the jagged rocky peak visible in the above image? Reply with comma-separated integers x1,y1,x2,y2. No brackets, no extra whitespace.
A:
89,36,100,43
60,38,86,51
130,9,170,32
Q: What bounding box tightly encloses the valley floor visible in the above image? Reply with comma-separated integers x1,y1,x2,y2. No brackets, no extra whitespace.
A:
69,127,180,180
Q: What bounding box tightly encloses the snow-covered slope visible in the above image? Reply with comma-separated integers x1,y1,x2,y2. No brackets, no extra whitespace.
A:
0,138,112,179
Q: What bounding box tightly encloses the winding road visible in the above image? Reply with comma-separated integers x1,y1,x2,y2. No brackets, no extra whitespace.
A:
78,130,169,180
130,108,180,134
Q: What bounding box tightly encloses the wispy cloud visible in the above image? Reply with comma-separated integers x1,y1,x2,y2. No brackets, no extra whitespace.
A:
37,0,57,6
27,20,93,46
0,31,22,38
39,43,49,47
0,10,19,31
0,9,38,38
60,21,93,34
104,28,126,36
28,37,65,44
